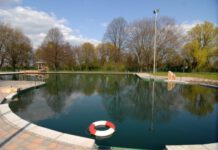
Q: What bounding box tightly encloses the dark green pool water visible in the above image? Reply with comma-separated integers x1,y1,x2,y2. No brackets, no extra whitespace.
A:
9,74,218,149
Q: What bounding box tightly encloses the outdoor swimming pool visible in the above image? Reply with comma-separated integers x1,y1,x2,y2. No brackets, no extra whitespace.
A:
8,74,218,149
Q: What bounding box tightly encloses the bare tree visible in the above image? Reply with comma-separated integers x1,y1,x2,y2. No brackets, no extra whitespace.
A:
73,46,83,70
0,25,32,70
128,17,182,71
104,17,128,62
155,17,182,69
37,28,65,70
128,19,154,71
43,28,64,45
0,23,12,69
96,43,108,65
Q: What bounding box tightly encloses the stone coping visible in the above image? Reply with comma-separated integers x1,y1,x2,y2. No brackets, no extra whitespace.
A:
166,143,218,150
136,73,218,88
164,80,189,84
0,104,95,148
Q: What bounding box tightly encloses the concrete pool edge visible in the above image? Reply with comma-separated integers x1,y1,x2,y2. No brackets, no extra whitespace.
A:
135,73,218,88
0,81,46,104
166,143,218,150
0,104,95,149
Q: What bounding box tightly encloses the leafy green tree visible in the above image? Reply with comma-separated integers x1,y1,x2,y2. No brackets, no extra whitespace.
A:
61,42,76,70
182,85,216,116
182,21,218,71
81,42,97,70
97,43,112,65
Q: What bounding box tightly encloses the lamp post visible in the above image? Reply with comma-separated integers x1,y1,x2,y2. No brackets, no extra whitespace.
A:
153,9,159,75
149,80,155,132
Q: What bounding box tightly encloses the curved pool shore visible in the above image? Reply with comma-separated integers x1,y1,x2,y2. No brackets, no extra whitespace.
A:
0,80,95,150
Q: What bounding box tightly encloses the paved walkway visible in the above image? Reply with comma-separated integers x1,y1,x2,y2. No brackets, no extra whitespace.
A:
0,115,88,150
136,73,167,80
0,81,45,103
136,73,218,87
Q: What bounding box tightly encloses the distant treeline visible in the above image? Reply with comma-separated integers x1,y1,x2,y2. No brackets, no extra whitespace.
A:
0,16,217,72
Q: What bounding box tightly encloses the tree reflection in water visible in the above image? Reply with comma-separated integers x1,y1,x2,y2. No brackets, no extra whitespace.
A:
10,74,218,123
182,85,217,116
101,78,182,124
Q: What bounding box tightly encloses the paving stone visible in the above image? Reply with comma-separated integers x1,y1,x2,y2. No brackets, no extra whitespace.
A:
41,139,51,147
16,147,27,150
182,145,207,150
57,133,95,148
0,104,11,114
32,138,44,144
3,112,21,123
28,126,62,139
19,133,31,140
204,143,218,150
12,118,29,128
48,142,58,149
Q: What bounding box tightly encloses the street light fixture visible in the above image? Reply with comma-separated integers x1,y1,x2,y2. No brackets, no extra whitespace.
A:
153,9,159,75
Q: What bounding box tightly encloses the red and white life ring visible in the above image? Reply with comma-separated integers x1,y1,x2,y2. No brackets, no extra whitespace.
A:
89,121,115,137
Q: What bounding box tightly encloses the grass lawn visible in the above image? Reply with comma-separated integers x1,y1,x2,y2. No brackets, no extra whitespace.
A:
150,72,218,80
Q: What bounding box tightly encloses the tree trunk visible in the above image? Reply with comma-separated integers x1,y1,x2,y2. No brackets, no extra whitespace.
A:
0,57,5,69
